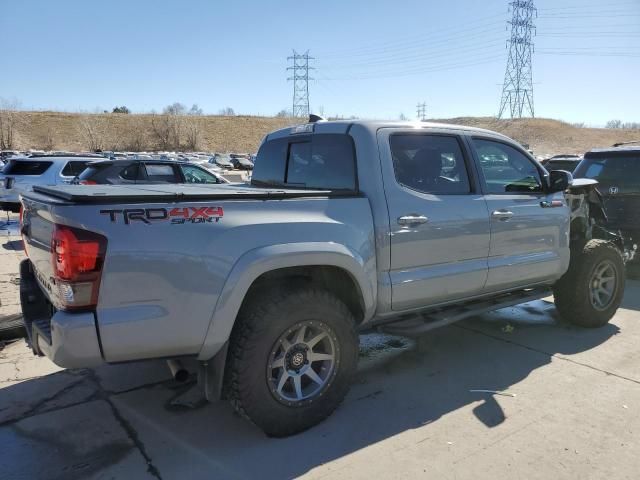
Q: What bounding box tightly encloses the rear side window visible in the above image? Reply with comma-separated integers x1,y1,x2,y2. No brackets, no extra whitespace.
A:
119,164,139,180
61,161,90,177
390,134,471,194
143,164,179,183
252,134,356,190
5,160,52,175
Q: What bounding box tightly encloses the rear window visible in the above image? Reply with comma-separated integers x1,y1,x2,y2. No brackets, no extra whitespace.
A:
78,166,101,180
252,134,356,190
4,160,53,175
575,154,640,193
545,159,579,172
61,160,90,177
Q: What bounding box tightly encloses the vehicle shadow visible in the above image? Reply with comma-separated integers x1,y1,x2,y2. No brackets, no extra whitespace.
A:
0,303,622,479
2,239,23,251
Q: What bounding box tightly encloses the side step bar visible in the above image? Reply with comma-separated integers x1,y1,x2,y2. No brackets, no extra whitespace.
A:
378,287,551,336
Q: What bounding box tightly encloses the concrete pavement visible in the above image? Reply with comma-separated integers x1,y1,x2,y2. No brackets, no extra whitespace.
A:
1,217,639,479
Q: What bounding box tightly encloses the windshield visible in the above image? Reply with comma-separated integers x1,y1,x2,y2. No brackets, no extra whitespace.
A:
574,155,640,193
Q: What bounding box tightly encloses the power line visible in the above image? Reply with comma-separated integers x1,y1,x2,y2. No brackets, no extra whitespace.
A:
322,54,504,81
498,0,537,119
321,39,505,72
287,50,314,118
316,12,507,58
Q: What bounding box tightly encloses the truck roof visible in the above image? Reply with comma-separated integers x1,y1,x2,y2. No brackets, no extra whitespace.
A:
266,119,515,143
586,145,640,155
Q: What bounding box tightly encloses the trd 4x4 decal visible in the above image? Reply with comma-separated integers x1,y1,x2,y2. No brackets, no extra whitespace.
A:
100,206,224,225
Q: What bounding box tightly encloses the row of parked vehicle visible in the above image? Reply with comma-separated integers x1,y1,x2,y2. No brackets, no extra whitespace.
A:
0,153,234,213
0,150,256,172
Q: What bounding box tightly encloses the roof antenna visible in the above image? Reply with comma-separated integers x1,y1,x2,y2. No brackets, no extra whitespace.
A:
309,114,326,123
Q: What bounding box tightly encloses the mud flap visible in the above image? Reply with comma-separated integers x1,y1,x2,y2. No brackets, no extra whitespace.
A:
198,341,229,401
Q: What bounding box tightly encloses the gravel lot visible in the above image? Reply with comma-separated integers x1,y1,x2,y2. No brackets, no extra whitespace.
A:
1,213,639,479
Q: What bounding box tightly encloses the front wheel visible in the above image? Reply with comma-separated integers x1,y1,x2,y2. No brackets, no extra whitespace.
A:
554,239,625,328
225,286,359,437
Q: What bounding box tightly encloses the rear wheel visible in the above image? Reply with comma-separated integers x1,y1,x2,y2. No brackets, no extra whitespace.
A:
554,239,625,328
225,285,358,437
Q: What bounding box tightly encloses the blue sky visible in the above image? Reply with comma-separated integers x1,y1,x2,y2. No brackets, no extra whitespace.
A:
1,0,638,125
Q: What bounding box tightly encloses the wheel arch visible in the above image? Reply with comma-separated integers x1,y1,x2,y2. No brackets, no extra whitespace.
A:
197,242,376,361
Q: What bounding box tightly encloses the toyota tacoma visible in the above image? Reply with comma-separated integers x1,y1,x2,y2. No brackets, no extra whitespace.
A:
18,118,629,436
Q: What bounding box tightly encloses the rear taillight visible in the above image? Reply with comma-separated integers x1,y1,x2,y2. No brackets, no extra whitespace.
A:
79,180,97,185
51,224,107,310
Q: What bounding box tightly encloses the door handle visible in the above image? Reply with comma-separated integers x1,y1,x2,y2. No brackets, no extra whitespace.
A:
398,214,429,226
491,210,513,221
540,200,563,208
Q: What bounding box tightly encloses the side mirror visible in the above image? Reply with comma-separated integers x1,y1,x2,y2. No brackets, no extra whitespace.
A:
548,170,572,193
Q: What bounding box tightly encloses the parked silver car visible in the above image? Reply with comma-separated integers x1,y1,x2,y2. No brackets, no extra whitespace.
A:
1,154,101,212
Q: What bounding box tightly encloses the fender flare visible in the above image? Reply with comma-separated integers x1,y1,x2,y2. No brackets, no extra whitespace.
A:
197,242,376,360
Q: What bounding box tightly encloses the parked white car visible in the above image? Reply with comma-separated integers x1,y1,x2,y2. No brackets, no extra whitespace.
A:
1,154,101,212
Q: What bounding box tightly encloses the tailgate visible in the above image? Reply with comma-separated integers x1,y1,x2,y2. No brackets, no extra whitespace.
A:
20,195,58,300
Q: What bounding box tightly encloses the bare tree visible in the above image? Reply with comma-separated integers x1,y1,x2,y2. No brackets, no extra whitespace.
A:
189,104,203,116
151,114,173,149
183,117,200,151
125,124,148,151
606,119,622,129
151,114,181,150
218,107,235,116
0,99,19,150
163,102,187,115
79,115,106,151
275,109,291,118
42,127,55,151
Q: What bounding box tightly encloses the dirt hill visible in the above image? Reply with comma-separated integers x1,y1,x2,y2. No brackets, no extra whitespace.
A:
3,111,638,156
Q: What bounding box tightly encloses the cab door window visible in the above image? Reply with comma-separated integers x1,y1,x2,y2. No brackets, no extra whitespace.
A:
389,134,471,194
473,139,543,194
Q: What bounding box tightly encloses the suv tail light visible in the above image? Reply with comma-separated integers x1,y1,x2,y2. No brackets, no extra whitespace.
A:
51,224,107,310
79,180,97,185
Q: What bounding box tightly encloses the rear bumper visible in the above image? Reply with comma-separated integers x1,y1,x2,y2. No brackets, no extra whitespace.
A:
19,259,104,368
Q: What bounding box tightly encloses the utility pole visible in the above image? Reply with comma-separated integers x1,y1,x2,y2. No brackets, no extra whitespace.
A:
287,50,314,118
416,102,427,121
498,0,536,118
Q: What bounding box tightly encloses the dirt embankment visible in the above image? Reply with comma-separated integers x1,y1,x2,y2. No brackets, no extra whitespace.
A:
3,111,639,155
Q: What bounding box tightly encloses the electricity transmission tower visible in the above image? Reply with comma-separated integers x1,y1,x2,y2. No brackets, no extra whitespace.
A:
416,102,427,121
287,50,314,118
498,0,536,119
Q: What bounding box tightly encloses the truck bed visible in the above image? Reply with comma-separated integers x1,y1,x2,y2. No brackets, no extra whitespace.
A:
32,183,360,204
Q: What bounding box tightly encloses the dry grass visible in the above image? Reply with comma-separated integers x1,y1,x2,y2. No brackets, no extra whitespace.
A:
433,117,640,156
6,111,640,155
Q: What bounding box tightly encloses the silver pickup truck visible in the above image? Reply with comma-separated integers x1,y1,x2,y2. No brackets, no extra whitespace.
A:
19,119,627,436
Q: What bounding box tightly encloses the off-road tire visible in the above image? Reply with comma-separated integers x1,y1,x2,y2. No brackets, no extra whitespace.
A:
554,239,625,328
225,285,358,437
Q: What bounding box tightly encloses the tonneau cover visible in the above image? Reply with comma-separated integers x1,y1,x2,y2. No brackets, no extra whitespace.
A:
31,183,358,204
